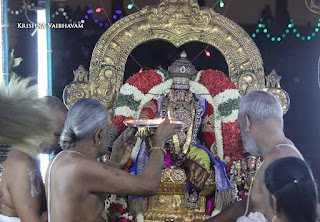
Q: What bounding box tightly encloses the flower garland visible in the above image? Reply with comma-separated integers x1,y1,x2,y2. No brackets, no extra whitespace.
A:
189,80,224,158
213,89,240,123
189,81,240,160
136,79,172,117
129,79,173,161
105,195,135,222
120,83,145,101
197,69,237,96
222,121,244,172
112,68,244,222
126,70,163,94
115,106,137,118
136,213,144,222
113,70,165,134
131,137,142,161
114,69,242,163
193,70,204,82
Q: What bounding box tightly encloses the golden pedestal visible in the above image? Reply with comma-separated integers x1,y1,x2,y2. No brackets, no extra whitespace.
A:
144,168,215,222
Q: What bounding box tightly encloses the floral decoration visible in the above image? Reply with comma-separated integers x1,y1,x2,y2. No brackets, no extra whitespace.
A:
221,121,244,173
197,69,237,95
106,195,135,222
126,70,163,94
112,68,244,221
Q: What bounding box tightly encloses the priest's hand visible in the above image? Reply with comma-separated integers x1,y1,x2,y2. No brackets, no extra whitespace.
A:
108,127,137,169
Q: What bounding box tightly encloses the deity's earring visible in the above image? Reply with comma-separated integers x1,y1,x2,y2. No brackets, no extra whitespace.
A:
246,129,249,133
98,142,101,145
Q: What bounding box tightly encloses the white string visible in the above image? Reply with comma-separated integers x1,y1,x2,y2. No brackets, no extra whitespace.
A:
244,143,302,216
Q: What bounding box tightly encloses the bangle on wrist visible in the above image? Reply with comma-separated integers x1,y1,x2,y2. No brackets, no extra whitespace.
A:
149,147,167,155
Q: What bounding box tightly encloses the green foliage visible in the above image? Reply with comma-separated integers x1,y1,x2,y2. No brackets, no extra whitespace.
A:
218,98,240,117
8,49,23,76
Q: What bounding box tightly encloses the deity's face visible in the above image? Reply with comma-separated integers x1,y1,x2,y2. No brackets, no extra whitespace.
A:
169,89,192,103
247,157,257,171
176,90,186,101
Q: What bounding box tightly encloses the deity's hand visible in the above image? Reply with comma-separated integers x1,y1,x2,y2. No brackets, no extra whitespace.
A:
154,118,182,148
109,127,137,169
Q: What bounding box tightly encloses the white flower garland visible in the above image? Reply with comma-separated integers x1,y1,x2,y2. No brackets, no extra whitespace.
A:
213,89,240,104
213,89,240,124
130,137,142,160
136,213,144,222
105,195,135,221
189,81,224,160
193,70,204,82
105,194,117,221
121,213,133,220
189,81,215,105
120,83,144,101
105,194,117,210
156,69,166,82
214,113,224,160
115,106,137,118
136,79,173,117
212,89,240,160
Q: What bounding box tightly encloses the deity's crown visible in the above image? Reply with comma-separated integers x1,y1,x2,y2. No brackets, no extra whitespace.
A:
168,51,196,90
244,152,258,160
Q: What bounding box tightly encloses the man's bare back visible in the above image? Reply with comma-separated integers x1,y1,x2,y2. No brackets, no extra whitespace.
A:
204,90,308,222
0,148,46,222
248,143,303,220
206,143,303,222
45,152,107,222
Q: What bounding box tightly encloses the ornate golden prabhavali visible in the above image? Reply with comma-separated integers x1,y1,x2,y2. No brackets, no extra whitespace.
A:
63,0,290,114
63,0,290,220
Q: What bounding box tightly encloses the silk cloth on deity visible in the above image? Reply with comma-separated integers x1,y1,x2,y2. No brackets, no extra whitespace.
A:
0,215,21,222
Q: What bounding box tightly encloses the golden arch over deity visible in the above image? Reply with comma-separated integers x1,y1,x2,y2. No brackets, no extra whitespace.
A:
63,0,290,221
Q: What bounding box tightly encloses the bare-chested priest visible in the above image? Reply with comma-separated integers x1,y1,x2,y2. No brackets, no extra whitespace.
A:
205,90,304,222
45,98,180,222
0,77,66,222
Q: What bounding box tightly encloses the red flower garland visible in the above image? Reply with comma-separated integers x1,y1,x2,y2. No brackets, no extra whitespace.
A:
113,115,133,135
222,121,245,175
108,202,134,222
198,69,236,96
126,70,163,94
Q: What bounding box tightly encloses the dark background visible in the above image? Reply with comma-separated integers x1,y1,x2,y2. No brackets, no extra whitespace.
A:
6,0,320,184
